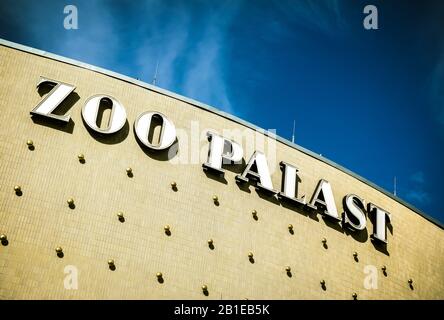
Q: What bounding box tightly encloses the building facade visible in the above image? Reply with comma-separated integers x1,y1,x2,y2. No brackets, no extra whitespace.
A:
0,39,443,299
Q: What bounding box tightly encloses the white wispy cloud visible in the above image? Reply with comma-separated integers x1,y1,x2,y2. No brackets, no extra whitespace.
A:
4,0,241,115
133,1,241,114
405,171,431,205
2,0,122,69
410,171,425,184
108,0,242,114
181,3,241,114
428,53,444,128
59,1,122,68
271,0,347,36
134,1,191,89
405,190,431,205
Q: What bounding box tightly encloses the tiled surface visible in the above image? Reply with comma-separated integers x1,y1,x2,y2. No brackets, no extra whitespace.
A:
0,45,443,299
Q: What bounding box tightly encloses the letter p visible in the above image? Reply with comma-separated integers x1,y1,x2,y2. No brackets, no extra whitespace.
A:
203,131,243,175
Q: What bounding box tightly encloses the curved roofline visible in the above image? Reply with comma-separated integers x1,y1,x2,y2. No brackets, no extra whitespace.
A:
1,38,442,229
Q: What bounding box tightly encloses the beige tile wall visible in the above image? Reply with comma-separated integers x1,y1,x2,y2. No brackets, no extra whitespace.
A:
0,45,443,299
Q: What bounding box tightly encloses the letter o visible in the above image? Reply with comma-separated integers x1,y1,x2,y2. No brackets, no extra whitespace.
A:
134,111,176,150
82,95,127,134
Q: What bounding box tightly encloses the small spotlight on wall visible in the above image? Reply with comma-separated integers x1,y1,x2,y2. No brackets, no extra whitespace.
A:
55,247,64,258
207,239,214,250
126,167,133,177
108,259,116,270
67,198,75,209
14,185,22,196
202,285,209,296
26,140,34,150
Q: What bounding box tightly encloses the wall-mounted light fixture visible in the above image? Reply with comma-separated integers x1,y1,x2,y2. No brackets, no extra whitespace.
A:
67,198,75,208
202,285,208,295
108,259,115,270
248,252,254,263
207,239,214,250
0,234,7,246
321,238,327,248
126,167,133,176
55,247,64,258
26,140,34,150
14,185,22,196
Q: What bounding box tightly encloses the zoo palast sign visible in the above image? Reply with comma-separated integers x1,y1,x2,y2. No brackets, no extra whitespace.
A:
30,77,392,245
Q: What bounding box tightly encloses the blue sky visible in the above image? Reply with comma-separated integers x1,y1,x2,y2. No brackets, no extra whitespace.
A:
1,0,443,223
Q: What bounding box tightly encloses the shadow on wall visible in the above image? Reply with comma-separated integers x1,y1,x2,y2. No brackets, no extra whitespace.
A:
203,158,247,186
134,136,179,161
83,118,130,145
205,167,393,256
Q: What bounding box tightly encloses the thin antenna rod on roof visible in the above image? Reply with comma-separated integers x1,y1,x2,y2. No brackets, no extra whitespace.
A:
152,60,159,86
291,119,295,144
394,176,397,196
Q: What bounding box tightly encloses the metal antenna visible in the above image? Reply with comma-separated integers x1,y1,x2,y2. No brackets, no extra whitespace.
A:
394,176,397,196
152,60,159,86
291,119,295,143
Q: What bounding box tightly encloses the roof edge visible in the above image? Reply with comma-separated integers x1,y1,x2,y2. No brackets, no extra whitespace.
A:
1,38,442,229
